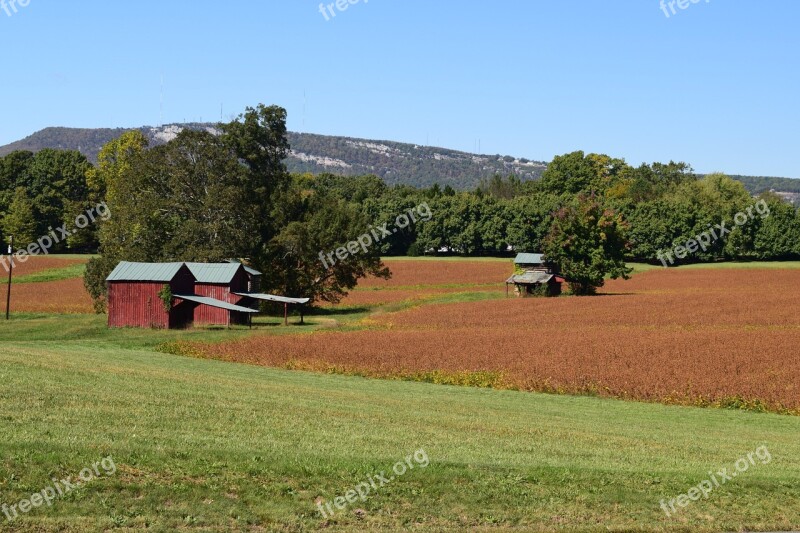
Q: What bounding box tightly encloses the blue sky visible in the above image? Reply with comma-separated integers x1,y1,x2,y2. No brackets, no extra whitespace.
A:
0,0,798,177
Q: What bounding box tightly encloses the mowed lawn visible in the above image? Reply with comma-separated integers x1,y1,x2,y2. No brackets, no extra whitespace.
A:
1,258,800,531
1,321,799,532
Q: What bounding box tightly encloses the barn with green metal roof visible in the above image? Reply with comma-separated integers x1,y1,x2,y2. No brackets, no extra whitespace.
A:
106,262,258,329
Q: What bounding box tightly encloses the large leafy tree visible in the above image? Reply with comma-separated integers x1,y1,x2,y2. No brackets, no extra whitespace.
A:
89,129,257,259
219,104,292,259
0,149,92,252
1,187,38,247
85,126,263,309
0,151,34,212
85,104,391,309
266,184,390,304
539,151,628,196
505,193,561,253
86,130,149,204
27,149,92,242
543,194,632,295
753,194,800,260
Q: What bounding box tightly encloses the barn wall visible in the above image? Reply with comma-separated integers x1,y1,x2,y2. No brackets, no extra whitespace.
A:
192,267,250,326
108,282,170,329
194,283,232,325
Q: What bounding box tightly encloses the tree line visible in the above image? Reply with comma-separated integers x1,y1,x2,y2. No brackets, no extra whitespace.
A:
1,104,799,303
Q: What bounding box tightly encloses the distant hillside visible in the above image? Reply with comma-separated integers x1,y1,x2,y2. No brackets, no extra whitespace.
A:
2,125,799,194
0,125,546,190
728,175,800,194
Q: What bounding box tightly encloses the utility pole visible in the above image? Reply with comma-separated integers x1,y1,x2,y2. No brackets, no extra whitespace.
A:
5,236,13,321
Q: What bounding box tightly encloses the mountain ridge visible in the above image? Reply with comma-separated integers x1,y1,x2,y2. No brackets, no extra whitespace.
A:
1,125,799,195
0,125,547,190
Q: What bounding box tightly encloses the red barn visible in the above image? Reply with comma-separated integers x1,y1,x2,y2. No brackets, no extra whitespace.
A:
106,262,258,329
106,262,197,329
185,262,253,326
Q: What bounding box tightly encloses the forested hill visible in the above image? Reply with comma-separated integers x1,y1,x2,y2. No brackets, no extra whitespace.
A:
0,125,546,190
2,124,799,193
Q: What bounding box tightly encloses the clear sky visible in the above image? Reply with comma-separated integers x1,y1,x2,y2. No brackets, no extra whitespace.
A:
1,0,798,177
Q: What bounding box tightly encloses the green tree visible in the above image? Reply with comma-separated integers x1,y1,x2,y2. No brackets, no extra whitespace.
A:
86,104,390,309
86,130,149,204
543,194,632,295
753,194,800,260
85,127,260,308
2,188,38,248
505,193,561,253
26,149,93,251
477,174,521,200
0,151,34,214
219,104,292,259
266,187,390,304
539,151,628,196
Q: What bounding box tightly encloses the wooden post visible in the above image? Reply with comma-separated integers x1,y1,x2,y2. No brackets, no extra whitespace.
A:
299,304,304,325
284,302,288,326
5,236,13,321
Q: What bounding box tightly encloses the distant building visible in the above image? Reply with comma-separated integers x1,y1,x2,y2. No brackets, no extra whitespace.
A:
513,253,546,270
505,253,564,297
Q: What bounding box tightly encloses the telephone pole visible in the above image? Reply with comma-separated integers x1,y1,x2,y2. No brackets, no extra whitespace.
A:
5,236,13,320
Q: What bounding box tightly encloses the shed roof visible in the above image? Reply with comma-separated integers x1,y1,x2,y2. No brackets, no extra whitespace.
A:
106,262,189,282
227,260,262,277
514,253,545,265
506,271,555,285
174,294,259,313
186,263,244,284
235,293,310,304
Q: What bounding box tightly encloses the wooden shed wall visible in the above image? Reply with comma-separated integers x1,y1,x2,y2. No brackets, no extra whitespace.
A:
107,266,196,329
192,268,250,326
108,281,170,328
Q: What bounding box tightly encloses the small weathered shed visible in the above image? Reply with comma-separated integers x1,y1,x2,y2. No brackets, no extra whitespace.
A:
506,270,563,297
514,253,546,270
507,253,563,297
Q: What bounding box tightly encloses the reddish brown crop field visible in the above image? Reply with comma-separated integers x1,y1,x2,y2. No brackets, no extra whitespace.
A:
0,256,86,278
9,278,94,314
192,265,800,414
332,259,507,306
358,259,511,288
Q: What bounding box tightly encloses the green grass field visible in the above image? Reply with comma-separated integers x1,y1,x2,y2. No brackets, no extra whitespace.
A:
1,315,799,532
2,258,800,531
